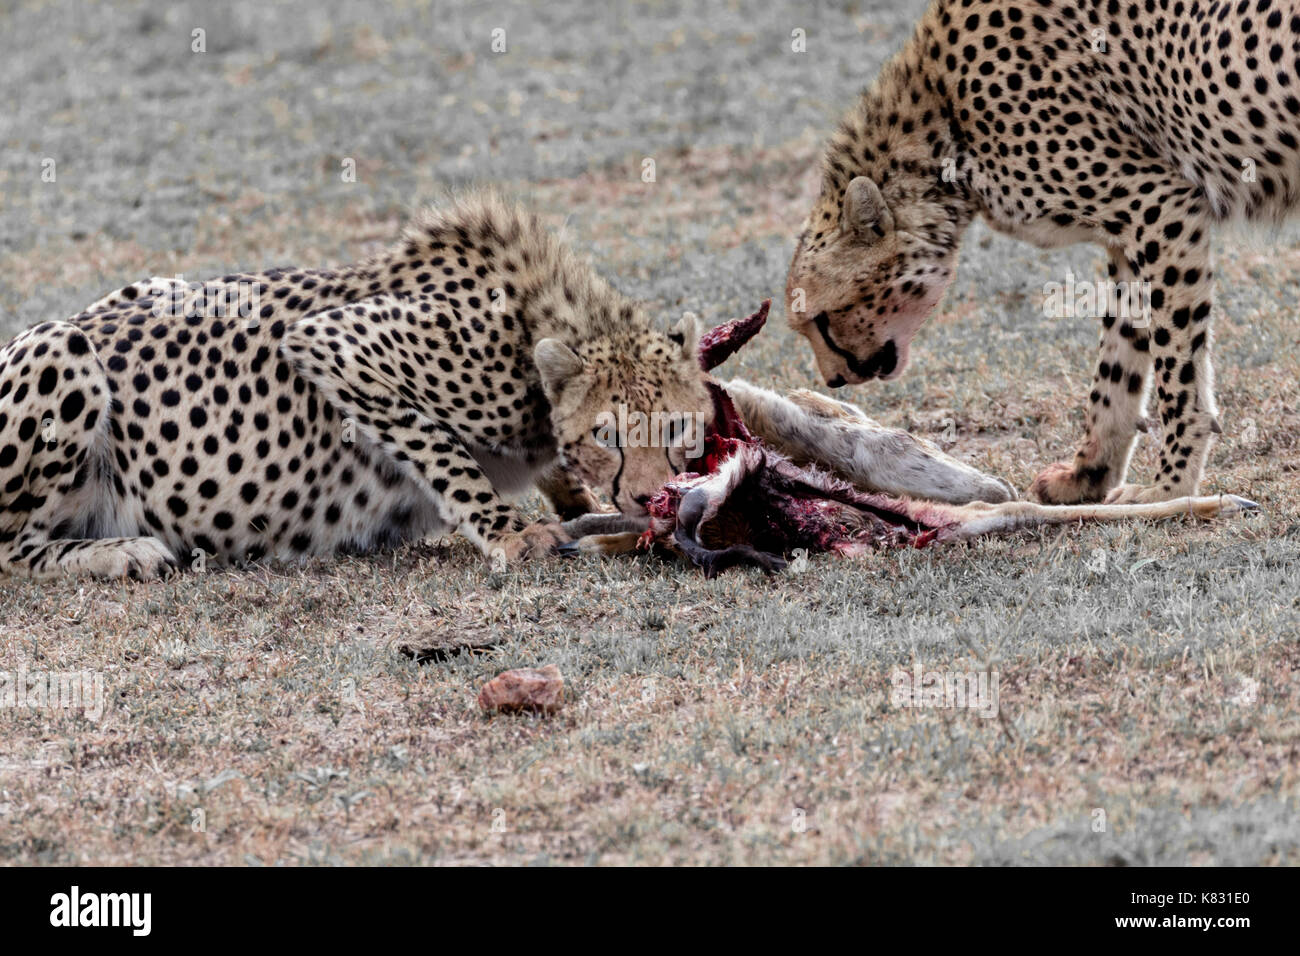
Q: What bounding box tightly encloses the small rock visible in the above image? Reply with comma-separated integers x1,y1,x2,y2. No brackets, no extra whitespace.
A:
477,665,564,715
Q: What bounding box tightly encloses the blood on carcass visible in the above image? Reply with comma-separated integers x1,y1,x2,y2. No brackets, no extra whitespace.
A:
637,300,956,576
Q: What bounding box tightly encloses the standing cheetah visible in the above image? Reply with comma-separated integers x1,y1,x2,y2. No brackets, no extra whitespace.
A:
0,193,711,579
786,0,1300,504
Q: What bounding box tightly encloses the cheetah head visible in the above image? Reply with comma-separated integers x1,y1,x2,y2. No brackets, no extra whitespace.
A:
535,314,712,515
786,175,958,387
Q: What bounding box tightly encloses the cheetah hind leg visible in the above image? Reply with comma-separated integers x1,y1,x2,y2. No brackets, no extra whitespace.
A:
0,322,176,580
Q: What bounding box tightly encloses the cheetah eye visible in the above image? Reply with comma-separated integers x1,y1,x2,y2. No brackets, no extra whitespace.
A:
592,426,620,449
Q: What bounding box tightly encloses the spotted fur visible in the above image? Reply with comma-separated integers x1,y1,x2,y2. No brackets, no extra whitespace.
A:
0,192,709,578
787,0,1300,504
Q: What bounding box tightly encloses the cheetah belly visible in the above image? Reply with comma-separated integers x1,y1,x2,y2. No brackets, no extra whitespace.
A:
84,317,446,564
983,212,1096,250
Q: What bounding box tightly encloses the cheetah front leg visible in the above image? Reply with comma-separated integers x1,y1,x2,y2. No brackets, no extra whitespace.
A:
281,306,569,563
536,460,609,520
1104,214,1219,504
1031,247,1153,504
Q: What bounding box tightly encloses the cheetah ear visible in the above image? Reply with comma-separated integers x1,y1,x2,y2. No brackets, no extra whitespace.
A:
667,311,699,360
535,339,586,395
841,176,894,241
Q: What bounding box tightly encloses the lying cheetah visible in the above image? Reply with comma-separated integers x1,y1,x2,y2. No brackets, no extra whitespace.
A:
0,193,711,578
786,0,1299,504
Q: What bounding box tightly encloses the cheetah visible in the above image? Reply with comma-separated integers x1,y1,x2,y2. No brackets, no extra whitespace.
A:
0,192,711,579
786,0,1300,504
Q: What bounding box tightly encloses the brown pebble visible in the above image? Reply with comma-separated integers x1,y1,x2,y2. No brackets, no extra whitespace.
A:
477,664,564,715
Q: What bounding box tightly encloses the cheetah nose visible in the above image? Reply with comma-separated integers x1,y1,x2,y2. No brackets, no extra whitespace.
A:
869,340,899,378
826,374,847,388
873,340,894,377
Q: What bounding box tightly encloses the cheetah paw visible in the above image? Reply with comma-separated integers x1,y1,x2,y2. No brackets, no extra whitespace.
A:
552,488,613,522
1029,460,1109,504
490,520,571,563
77,537,178,580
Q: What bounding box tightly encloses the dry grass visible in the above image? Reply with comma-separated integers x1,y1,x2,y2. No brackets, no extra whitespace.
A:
2,511,1298,864
2,0,1298,866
